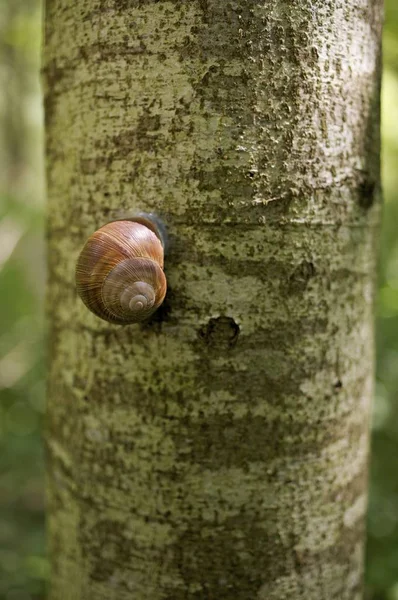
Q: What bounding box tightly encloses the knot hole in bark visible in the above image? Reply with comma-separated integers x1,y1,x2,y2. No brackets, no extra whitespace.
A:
199,316,240,349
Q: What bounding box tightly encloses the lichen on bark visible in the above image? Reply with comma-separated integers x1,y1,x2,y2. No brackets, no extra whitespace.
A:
44,1,383,598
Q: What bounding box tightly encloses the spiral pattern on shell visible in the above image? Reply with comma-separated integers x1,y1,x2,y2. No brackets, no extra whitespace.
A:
75,220,167,324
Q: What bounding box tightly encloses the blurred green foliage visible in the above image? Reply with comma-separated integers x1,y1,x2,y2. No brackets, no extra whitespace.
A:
366,3,398,599
0,1,396,599
0,1,46,599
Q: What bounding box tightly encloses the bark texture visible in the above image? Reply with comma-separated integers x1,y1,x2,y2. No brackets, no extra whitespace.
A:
44,1,383,599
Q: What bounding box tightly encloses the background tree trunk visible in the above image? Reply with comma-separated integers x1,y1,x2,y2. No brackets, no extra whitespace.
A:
44,1,383,599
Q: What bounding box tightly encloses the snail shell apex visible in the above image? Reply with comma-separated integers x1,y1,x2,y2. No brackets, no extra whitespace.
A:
75,220,167,324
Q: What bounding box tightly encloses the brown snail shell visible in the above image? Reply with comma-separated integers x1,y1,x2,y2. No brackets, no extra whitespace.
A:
75,219,167,324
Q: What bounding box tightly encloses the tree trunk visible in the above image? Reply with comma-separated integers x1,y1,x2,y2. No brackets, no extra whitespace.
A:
44,1,383,599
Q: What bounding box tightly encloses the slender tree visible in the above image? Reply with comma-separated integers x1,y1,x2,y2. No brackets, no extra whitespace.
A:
44,1,383,598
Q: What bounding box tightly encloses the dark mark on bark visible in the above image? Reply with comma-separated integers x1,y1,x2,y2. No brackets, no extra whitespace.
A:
288,261,316,293
333,379,343,391
358,179,376,209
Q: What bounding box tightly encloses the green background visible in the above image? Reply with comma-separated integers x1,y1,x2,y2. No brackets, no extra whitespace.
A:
0,2,396,598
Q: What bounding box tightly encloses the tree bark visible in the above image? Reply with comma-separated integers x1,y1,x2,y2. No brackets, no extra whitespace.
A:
44,1,383,599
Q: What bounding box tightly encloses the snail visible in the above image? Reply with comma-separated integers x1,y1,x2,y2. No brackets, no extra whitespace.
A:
75,215,167,324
